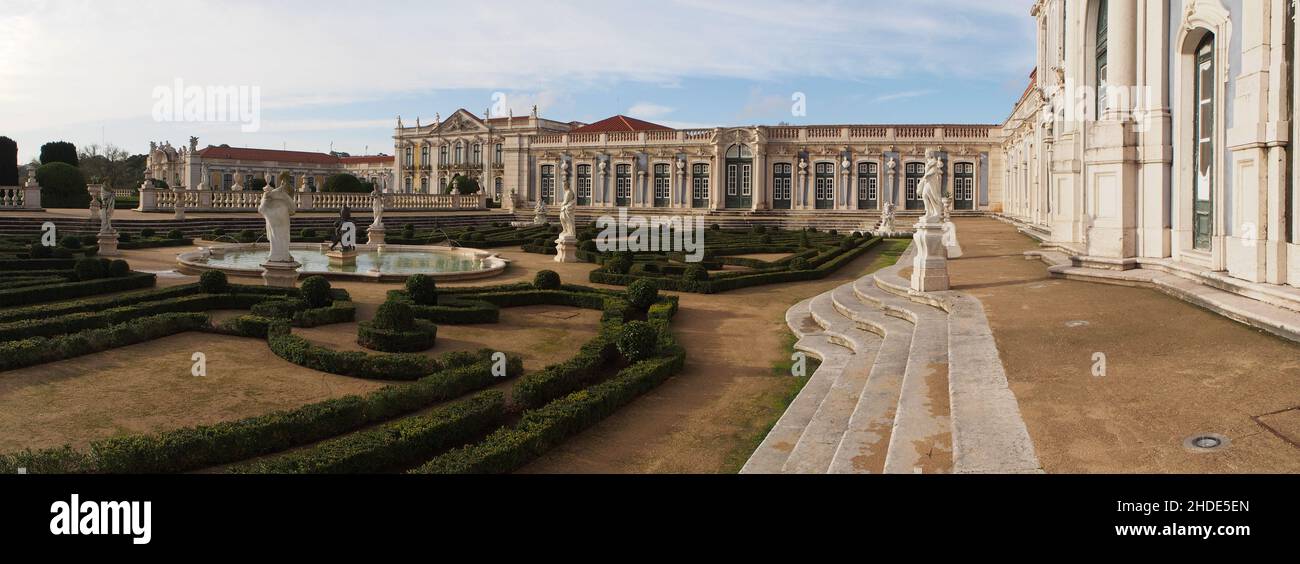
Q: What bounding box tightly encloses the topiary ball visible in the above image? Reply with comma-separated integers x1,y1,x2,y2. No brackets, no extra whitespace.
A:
300,275,333,308
73,257,105,281
533,269,561,290
789,257,809,271
59,235,81,249
199,270,229,293
579,240,597,252
405,273,438,306
237,229,256,243
372,299,415,331
626,279,660,310
107,259,130,278
683,264,709,282
166,229,183,240
606,254,633,275
616,321,659,362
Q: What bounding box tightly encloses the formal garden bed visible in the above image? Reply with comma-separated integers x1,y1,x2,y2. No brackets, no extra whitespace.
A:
0,252,685,474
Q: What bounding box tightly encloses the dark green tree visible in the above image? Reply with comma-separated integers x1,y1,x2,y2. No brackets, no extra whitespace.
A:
35,162,90,208
0,136,17,186
39,141,79,167
322,173,369,193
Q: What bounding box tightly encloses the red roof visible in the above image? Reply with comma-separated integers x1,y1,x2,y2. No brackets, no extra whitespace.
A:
197,146,340,165
339,155,393,165
569,115,672,133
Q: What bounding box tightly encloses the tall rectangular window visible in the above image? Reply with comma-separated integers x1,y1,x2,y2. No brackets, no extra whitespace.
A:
692,163,709,206
615,164,632,203
540,165,555,203
577,164,592,203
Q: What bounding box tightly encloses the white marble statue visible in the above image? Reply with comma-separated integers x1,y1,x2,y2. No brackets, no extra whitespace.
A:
559,174,576,238
97,184,115,234
920,156,945,223
879,201,897,233
258,171,297,263
371,187,385,227
533,197,547,225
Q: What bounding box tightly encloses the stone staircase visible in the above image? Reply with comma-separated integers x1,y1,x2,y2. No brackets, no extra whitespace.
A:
742,244,1042,474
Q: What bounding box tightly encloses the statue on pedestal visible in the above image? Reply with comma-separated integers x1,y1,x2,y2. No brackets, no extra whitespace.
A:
259,171,298,263
533,198,547,225
96,184,115,234
328,206,355,252
878,201,897,233
920,156,944,224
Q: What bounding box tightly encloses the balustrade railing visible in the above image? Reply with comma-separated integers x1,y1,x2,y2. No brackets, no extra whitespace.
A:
135,189,486,212
526,124,997,149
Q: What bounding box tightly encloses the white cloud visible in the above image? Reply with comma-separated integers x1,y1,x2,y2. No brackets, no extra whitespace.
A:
874,89,939,103
0,0,1035,158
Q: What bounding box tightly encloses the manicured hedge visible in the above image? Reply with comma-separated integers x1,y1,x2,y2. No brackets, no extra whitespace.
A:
0,271,156,308
510,320,622,409
232,391,505,474
292,300,357,328
267,322,438,380
588,237,883,294
0,313,209,372
357,319,437,353
116,238,194,250
412,339,686,474
40,351,520,474
0,293,273,342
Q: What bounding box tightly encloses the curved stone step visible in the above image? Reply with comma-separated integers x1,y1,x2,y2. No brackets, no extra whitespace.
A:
741,333,851,474
807,292,875,353
781,310,882,474
826,282,915,474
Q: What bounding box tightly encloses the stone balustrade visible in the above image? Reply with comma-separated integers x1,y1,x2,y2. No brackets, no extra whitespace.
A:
134,189,486,212
0,184,43,210
528,125,997,148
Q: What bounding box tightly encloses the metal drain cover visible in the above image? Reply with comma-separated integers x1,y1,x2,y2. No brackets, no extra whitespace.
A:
1184,433,1230,453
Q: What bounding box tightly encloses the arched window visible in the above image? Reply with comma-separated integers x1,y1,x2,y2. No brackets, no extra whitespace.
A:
455,142,463,164
1095,0,1109,118
404,176,412,192
472,144,481,165
421,177,429,193
540,165,555,204
726,144,752,159
1192,33,1216,251
439,145,448,165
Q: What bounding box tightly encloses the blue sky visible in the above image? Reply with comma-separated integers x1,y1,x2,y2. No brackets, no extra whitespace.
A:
1,0,1036,162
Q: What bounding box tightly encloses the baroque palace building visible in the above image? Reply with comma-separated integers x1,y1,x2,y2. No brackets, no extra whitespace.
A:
393,108,1003,214
1004,0,1299,289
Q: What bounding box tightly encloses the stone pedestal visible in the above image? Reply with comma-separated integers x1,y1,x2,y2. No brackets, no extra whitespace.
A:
96,231,120,257
910,221,949,292
326,249,358,267
260,260,301,288
554,234,579,263
941,221,963,259
367,225,386,245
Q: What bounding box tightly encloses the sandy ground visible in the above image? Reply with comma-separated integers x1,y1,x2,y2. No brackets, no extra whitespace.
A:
950,218,1300,473
0,332,386,452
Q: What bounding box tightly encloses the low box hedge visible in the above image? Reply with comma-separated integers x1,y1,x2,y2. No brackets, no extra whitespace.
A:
0,271,157,308
0,312,209,372
267,322,437,380
63,351,519,474
0,293,273,342
412,338,686,474
357,319,437,353
232,391,505,474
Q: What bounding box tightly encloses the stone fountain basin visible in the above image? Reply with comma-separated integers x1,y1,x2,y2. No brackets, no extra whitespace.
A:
177,242,510,282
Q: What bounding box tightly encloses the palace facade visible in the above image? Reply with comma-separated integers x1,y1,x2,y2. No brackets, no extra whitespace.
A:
393,109,1003,214
144,137,394,192
1004,0,1299,288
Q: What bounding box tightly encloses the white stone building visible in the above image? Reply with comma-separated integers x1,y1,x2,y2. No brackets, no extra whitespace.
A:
1003,0,1299,291
145,137,394,192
